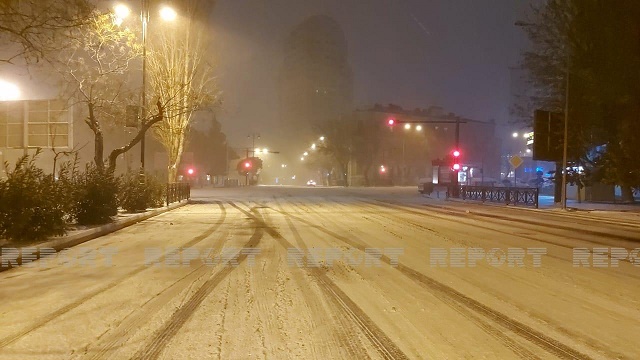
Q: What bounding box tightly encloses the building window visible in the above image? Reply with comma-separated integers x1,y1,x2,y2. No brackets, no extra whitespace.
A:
0,101,24,148
0,99,71,149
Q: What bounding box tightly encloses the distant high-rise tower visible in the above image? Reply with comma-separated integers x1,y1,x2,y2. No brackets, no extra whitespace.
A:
279,15,353,140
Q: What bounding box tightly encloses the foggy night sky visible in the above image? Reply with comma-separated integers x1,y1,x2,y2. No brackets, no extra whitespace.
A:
209,0,533,146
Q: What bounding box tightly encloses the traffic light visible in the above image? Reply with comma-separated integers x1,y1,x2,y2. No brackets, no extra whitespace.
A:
387,118,396,126
452,149,461,171
187,168,195,175
237,157,264,176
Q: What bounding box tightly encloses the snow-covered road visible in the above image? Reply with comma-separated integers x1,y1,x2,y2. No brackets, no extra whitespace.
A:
0,186,638,359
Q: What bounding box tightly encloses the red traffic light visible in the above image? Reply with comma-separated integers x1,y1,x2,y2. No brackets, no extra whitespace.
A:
453,163,461,171
244,161,252,169
387,118,395,126
452,150,460,157
187,168,195,175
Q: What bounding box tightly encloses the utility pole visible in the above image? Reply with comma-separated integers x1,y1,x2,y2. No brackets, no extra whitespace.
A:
561,66,570,210
140,0,148,175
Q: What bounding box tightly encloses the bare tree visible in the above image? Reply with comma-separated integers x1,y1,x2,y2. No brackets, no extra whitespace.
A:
0,0,92,64
56,11,165,172
147,0,221,182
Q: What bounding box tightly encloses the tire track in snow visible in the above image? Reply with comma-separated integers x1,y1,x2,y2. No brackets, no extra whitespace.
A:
366,200,640,277
274,198,372,360
133,202,264,360
271,205,595,360
291,200,542,359
0,202,227,350
82,203,232,359
258,200,409,360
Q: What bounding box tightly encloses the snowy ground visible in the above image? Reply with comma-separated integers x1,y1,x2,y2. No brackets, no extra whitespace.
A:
0,186,638,359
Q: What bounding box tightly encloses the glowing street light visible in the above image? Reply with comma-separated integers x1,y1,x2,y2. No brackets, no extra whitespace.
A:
404,123,411,130
311,143,316,149
300,157,305,161
160,6,177,21
319,136,325,141
512,132,519,138
114,4,130,23
0,80,20,101
303,151,308,156
415,125,423,131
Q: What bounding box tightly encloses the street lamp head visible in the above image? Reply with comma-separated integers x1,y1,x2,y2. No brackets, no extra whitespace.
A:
160,6,177,21
319,136,325,141
0,80,20,101
114,4,131,20
512,132,519,138
404,123,411,130
415,125,423,131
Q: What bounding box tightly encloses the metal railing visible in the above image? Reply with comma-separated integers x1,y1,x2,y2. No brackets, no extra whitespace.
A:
166,182,190,206
460,185,539,208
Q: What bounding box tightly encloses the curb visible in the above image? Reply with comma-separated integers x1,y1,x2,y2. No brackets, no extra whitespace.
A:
0,200,189,273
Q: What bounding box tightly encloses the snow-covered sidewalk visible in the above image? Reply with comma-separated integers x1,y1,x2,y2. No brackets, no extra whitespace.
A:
0,200,189,272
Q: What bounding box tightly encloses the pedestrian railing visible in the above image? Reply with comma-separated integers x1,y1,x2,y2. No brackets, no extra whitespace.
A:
166,182,190,206
460,185,539,208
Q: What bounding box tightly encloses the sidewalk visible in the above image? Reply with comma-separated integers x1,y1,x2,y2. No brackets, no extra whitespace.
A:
0,200,189,272
538,195,640,212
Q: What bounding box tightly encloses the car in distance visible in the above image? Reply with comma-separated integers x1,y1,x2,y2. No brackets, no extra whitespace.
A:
306,180,317,186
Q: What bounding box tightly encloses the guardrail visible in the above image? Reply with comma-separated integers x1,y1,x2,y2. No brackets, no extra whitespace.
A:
460,185,539,208
166,182,190,206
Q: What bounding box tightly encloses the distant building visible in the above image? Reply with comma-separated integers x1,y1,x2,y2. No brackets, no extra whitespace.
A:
279,15,353,141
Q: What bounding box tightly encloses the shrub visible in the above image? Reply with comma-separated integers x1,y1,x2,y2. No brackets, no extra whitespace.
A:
73,164,119,225
0,153,67,242
118,172,165,212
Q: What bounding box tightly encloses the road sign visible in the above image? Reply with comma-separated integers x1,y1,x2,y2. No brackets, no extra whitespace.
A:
533,109,563,161
509,155,523,169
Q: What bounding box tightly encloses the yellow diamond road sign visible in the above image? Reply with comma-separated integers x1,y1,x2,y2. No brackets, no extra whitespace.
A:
509,155,524,169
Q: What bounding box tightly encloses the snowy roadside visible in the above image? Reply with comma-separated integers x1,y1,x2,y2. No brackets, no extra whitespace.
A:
0,200,189,272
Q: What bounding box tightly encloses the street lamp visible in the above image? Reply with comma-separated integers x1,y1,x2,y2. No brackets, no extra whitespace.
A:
159,6,177,21
0,80,20,101
114,2,176,173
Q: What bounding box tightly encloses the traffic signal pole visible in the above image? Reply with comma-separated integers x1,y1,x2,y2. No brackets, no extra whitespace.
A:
388,117,466,197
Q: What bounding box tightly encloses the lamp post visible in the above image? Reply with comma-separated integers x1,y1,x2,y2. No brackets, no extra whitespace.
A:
114,2,176,175
140,0,148,173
